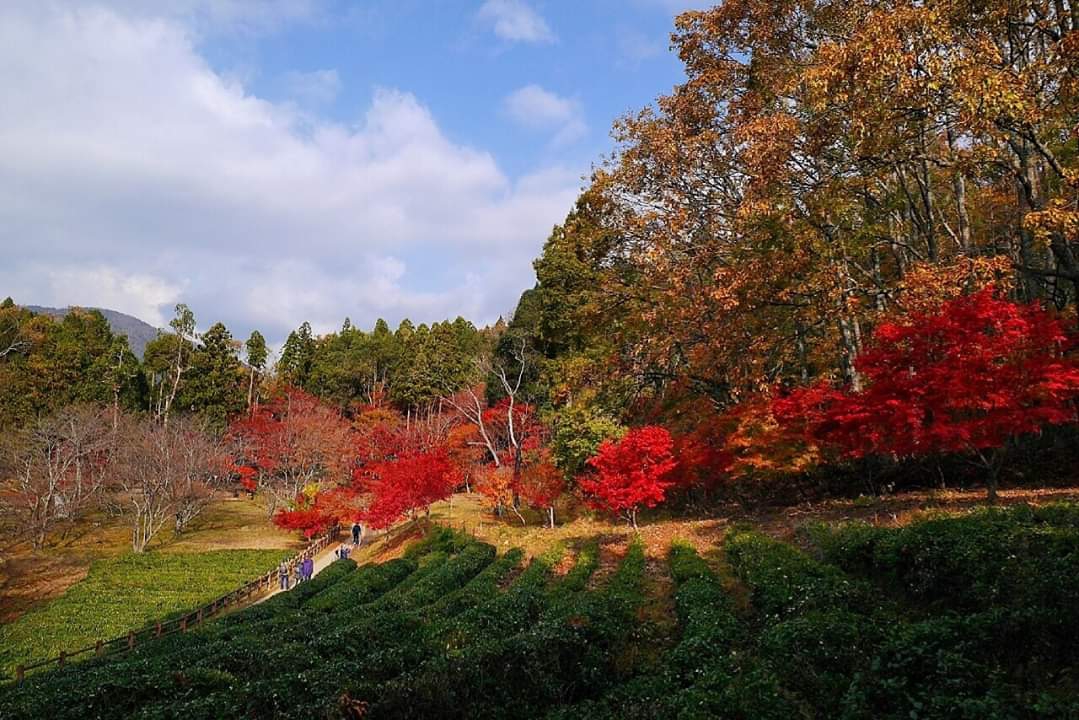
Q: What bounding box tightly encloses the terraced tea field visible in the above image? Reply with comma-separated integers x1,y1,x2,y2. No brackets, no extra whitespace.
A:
3,505,1079,719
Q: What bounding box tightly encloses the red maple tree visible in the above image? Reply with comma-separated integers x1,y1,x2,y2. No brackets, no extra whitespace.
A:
579,425,678,528
360,449,458,529
227,387,352,518
517,451,565,528
775,289,1079,499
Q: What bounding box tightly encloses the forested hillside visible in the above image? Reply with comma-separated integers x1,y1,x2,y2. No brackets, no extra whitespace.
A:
24,305,161,359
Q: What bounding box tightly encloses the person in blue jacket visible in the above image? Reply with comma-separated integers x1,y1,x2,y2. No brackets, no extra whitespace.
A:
278,560,290,590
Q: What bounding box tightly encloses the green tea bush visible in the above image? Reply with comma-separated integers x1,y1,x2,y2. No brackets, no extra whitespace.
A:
444,545,564,647
808,507,1079,718
813,509,1079,616
725,529,878,622
421,547,524,621
369,542,647,719
6,517,1079,720
304,557,416,613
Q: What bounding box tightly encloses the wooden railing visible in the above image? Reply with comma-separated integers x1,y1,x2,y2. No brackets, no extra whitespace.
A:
12,526,339,684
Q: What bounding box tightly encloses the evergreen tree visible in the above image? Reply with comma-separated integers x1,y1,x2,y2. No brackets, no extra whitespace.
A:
277,321,316,388
178,322,245,430
244,330,268,411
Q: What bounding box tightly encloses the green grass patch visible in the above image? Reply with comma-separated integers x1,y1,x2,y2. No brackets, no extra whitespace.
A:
0,548,287,679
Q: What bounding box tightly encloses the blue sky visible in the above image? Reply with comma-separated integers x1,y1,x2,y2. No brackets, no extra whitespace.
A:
206,1,698,176
0,0,706,347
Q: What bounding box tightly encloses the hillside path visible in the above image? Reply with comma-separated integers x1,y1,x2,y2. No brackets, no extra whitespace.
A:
257,541,350,603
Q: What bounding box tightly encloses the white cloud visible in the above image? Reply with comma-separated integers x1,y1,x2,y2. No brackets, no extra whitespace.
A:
477,0,554,44
2,264,184,328
282,68,341,105
76,0,326,36
504,84,586,146
0,3,581,343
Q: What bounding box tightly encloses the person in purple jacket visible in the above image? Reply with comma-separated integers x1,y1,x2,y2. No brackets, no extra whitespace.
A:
304,556,315,581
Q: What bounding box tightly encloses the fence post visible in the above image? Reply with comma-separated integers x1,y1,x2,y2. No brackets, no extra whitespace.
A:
15,665,24,683
95,640,103,656
155,621,162,638
58,650,66,668
180,615,187,632
128,630,135,650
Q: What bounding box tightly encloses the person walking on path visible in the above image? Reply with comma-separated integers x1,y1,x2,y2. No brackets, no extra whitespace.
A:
293,561,303,586
278,560,290,590
303,556,314,581
351,522,362,545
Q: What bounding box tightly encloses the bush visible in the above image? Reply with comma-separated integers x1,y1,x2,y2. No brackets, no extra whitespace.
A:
368,542,647,719
725,529,878,622
6,517,1079,719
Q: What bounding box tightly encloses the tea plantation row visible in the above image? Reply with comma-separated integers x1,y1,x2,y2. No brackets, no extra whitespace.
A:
3,506,1079,718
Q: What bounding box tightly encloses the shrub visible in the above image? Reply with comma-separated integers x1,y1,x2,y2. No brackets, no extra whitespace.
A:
724,529,878,622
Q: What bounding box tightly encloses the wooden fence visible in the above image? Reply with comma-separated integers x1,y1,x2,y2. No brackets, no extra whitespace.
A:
13,526,340,684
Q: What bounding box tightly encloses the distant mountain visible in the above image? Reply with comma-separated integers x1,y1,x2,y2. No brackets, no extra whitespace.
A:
24,305,164,359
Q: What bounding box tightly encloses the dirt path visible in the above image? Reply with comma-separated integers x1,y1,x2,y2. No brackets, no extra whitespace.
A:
257,541,347,602
425,486,1079,571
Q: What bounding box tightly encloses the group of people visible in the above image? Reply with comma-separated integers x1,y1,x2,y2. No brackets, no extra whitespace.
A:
276,522,365,591
278,556,315,590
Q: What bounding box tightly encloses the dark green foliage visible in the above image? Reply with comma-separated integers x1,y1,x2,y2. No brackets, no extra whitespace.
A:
805,505,1079,717
368,542,647,719
276,321,316,388
304,557,416,614
811,506,1079,617
0,304,144,427
725,529,879,622
278,315,487,412
442,543,568,650
421,547,524,621
174,321,245,430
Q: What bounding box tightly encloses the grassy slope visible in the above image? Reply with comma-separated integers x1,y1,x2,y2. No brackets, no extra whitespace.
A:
0,497,303,625
0,547,289,678
0,497,306,678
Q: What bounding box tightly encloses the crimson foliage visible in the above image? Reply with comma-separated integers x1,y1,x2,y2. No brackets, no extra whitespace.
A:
361,450,458,529
776,290,1079,487
580,425,678,527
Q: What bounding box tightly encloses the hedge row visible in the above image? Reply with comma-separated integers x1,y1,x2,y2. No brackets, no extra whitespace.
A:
8,509,1079,719
368,541,647,719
